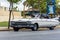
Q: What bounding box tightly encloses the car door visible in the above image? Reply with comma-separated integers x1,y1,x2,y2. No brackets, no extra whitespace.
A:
40,19,48,27
41,19,51,27
35,19,47,27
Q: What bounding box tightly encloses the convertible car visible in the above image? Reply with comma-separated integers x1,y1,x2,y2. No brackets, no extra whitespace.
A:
10,14,60,31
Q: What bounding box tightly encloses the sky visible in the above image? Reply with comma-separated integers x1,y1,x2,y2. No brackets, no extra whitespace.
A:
0,0,26,11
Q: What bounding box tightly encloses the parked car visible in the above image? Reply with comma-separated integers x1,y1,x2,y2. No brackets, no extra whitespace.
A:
10,16,60,31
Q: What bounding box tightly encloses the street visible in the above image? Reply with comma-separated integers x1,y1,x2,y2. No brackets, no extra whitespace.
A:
0,0,60,40
0,28,60,40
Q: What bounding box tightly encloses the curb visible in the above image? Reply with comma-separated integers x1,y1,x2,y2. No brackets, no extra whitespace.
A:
0,27,13,31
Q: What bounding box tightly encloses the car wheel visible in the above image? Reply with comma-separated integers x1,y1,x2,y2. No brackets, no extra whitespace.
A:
49,27,55,30
13,27,19,31
32,24,38,31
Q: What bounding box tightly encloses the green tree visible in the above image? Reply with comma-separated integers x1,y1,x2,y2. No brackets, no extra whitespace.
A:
24,0,60,15
7,0,21,29
56,0,60,13
25,0,47,13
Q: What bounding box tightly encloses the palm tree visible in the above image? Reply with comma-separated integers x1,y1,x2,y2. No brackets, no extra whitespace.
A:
7,0,21,29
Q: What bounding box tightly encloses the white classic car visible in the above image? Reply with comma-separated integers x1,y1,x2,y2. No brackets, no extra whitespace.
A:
10,16,60,31
10,13,60,31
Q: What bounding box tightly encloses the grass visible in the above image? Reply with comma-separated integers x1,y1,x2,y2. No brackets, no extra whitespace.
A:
0,22,8,27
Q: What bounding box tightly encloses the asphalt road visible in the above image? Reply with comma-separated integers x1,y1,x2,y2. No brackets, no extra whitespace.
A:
0,29,60,40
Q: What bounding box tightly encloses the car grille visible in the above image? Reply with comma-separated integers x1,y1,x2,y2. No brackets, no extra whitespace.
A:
13,22,27,25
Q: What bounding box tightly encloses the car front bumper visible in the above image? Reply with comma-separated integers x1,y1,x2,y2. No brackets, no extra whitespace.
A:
10,21,34,28
10,24,34,28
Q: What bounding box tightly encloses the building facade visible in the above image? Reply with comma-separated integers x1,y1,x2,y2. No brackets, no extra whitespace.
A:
0,6,22,22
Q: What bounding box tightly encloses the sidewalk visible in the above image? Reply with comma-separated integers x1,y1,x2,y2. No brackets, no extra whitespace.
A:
0,27,13,31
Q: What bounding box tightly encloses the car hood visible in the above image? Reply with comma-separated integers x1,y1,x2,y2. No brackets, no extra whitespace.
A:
11,18,60,23
11,18,33,22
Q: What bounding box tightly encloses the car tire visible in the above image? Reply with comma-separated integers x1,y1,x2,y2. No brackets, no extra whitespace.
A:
49,27,55,30
31,24,38,31
13,27,19,31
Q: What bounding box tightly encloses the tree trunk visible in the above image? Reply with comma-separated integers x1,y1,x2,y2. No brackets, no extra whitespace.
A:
8,2,13,29
23,5,26,18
